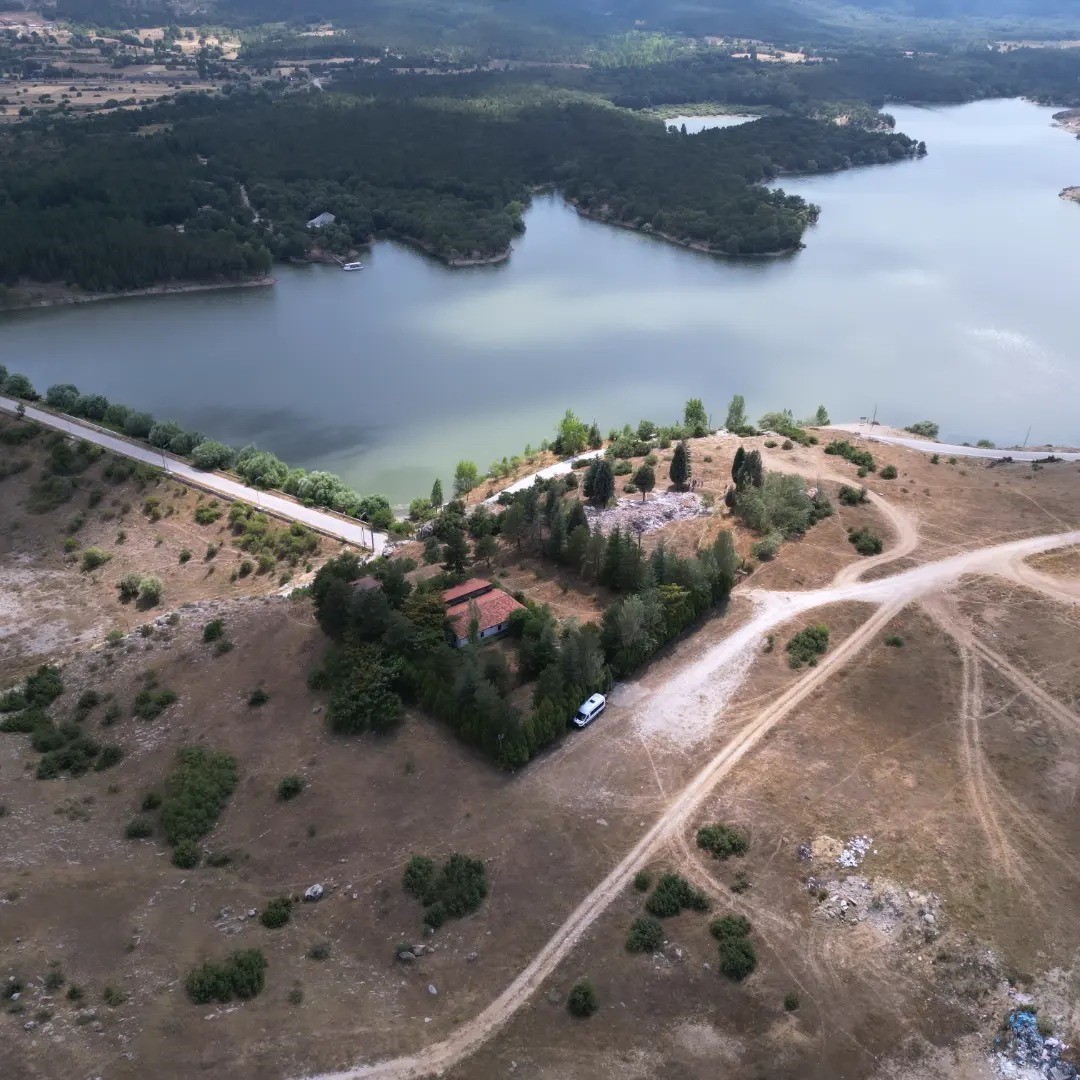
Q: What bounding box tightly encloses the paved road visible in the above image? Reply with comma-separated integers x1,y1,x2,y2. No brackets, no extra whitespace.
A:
0,395,386,554
829,422,1080,462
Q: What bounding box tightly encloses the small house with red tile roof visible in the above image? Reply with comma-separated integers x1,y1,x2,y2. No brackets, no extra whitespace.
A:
443,579,524,648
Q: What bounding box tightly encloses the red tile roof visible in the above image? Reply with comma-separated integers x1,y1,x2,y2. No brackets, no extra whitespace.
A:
448,588,524,640
443,578,494,607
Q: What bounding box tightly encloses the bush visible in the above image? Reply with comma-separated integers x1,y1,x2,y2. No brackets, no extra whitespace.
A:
403,853,487,927
248,687,269,707
696,824,749,860
102,700,122,725
25,665,63,707
194,505,222,525
94,744,123,770
838,485,868,506
824,440,875,471
161,747,238,851
904,421,939,439
138,575,163,607
930,453,940,464
259,896,292,929
75,689,101,714
781,439,794,450
751,532,782,561
718,937,757,980
203,619,225,643
102,985,128,1007
277,775,304,801
179,549,192,564
645,873,709,918
238,559,254,578
567,978,598,1017
133,687,177,720
308,942,331,961
43,967,65,991
784,992,800,1011
710,914,757,980
880,464,898,479
185,949,266,1004
626,915,665,953
848,527,883,556
172,839,200,868
125,816,153,839
141,791,162,811
787,625,829,668
81,547,112,572
885,635,905,648
633,870,652,893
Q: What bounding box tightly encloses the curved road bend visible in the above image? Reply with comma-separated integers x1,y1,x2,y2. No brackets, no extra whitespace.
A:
0,395,386,554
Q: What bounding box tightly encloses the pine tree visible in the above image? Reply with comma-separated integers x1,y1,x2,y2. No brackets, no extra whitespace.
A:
669,440,691,490
582,531,605,581
582,459,600,501
566,500,588,535
566,523,590,571
814,404,830,426
591,460,615,506
743,449,764,489
501,502,526,549
601,527,626,587
442,527,470,576
430,478,443,507
475,533,498,565
712,530,737,598
587,422,602,450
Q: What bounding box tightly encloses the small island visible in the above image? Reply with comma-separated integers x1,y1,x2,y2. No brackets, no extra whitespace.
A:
1060,186,1080,204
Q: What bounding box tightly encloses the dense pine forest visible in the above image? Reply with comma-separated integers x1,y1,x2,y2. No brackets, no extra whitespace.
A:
0,87,920,291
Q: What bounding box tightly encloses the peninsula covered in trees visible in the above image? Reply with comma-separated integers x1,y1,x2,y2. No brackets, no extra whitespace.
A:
0,83,921,293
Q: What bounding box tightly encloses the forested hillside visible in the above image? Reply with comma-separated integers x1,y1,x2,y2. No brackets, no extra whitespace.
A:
0,89,919,290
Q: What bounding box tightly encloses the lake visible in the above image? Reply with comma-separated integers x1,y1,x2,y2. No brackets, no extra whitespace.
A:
3,98,1079,505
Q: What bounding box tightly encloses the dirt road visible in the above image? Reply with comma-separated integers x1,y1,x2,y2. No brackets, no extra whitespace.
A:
0,395,385,553
304,526,1080,1080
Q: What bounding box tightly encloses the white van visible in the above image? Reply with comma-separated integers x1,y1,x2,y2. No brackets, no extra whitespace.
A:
572,693,606,729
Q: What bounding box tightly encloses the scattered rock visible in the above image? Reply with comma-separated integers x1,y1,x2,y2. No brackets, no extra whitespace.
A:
465,952,478,963
427,984,438,996
304,884,324,902
397,951,416,963
838,835,873,869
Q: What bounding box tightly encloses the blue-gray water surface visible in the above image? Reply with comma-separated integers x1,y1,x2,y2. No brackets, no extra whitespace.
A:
3,98,1078,504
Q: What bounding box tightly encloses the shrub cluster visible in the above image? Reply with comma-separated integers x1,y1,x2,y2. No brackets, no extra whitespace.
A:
710,915,757,980
159,747,238,864
696,824,750,860
259,896,293,929
848,527,884,556
625,915,665,953
402,852,488,929
786,625,829,668
645,873,709,918
824,440,875,471
838,484,868,506
185,949,267,1004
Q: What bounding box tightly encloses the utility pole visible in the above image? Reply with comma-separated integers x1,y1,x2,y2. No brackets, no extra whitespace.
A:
1022,424,1031,449
871,403,878,427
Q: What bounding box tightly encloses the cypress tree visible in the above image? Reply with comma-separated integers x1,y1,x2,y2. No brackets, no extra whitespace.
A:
431,478,443,507
670,440,691,490
731,445,746,485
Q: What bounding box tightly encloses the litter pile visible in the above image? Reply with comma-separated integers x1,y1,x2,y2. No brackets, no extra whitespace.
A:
838,835,874,869
993,1011,1078,1080
584,491,710,537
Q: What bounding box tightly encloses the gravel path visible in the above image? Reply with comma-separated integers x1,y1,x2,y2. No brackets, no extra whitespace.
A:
828,422,1080,463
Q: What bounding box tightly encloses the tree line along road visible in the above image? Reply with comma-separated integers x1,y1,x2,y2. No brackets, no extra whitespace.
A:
0,394,387,555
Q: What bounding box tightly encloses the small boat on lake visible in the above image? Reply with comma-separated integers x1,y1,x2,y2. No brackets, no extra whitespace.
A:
342,261,364,271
